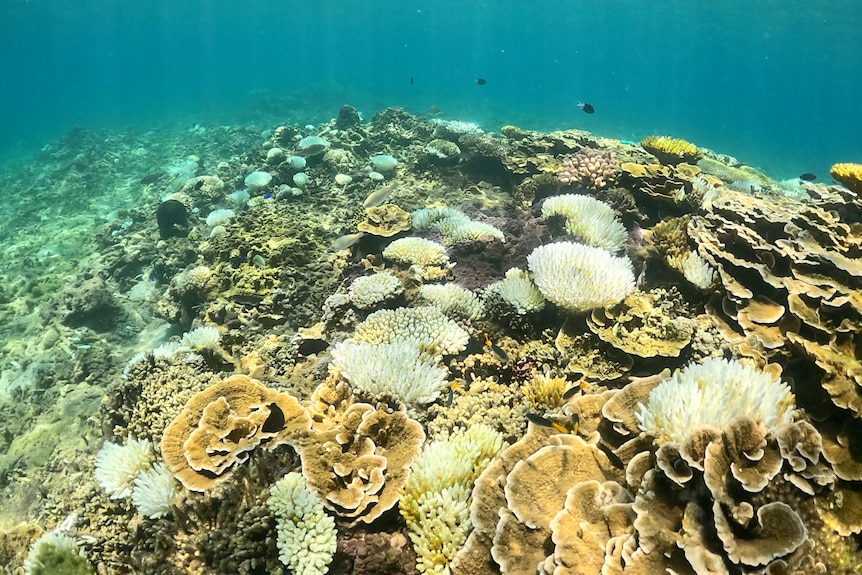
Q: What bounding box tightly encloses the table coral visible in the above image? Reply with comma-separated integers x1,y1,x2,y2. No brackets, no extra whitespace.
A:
640,135,702,165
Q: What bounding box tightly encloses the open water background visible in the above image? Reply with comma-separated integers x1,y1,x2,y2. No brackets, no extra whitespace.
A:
1,0,860,179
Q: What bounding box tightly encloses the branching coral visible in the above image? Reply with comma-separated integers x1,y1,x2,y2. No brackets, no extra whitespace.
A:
556,148,617,188
541,194,627,252
268,472,338,575
400,425,505,574
636,358,795,445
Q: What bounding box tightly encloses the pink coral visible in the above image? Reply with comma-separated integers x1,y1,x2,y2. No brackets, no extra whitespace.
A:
557,148,617,189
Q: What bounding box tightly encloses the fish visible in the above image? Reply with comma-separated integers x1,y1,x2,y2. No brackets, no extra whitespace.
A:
444,381,459,407
483,333,509,363
330,232,365,251
562,376,586,399
578,102,595,114
427,106,441,115
410,76,414,85
476,78,487,85
800,173,816,181
363,182,398,208
526,413,579,435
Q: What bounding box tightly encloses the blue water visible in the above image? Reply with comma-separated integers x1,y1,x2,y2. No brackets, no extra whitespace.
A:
1,0,860,180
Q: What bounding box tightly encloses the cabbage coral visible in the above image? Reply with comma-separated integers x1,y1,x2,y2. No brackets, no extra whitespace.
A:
636,358,795,445
541,194,627,252
527,241,636,313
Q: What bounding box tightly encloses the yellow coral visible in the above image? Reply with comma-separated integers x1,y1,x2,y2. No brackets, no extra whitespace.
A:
640,135,702,165
521,369,568,410
830,162,862,194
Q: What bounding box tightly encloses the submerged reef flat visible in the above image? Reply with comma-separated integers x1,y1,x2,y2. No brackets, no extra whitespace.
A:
0,109,860,574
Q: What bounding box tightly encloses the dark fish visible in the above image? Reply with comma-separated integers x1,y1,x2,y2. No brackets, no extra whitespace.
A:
410,76,414,85
140,171,166,185
476,78,487,85
598,444,625,468
483,334,509,363
526,413,570,434
800,173,816,181
428,106,441,115
562,375,585,399
578,102,595,114
570,413,580,436
444,381,458,407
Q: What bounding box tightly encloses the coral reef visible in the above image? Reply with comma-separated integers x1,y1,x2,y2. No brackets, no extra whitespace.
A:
2,106,860,575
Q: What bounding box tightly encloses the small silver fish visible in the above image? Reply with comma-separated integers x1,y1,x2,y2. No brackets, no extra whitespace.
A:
363,182,397,209
330,232,365,251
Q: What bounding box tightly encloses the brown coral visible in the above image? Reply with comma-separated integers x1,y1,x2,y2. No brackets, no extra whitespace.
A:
301,391,425,525
587,290,693,358
556,148,617,189
688,188,862,419
357,204,412,237
160,374,311,492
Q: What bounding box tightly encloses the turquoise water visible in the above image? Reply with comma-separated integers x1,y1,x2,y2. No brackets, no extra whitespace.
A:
1,0,860,178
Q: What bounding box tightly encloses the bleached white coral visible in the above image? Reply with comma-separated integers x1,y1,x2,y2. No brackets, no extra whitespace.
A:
411,207,504,246
331,340,449,405
23,516,91,575
636,358,796,445
349,271,403,309
419,283,484,322
527,241,635,313
94,437,152,499
483,267,545,315
180,326,220,350
400,425,506,574
205,208,235,226
438,218,505,245
674,250,716,290
268,472,337,575
131,462,178,519
353,306,469,355
541,194,627,252
383,237,449,267
152,341,186,360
